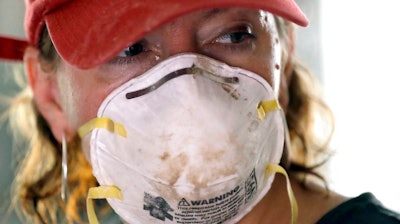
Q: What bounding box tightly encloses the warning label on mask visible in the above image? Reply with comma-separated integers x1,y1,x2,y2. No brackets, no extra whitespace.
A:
173,169,257,223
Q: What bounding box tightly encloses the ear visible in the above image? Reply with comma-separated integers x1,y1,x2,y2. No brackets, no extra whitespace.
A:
24,46,75,142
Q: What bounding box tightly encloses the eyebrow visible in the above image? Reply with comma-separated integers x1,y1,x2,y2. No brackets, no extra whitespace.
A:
201,8,232,22
199,8,255,26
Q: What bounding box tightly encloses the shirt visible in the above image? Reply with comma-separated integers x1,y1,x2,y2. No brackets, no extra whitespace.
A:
317,192,400,224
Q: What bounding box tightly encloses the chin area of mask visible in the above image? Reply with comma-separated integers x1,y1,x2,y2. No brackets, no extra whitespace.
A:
86,163,298,224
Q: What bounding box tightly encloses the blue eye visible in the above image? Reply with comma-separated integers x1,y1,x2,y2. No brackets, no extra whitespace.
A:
119,42,145,57
216,31,255,44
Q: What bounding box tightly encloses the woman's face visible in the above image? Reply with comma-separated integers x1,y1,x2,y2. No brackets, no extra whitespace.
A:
55,8,284,130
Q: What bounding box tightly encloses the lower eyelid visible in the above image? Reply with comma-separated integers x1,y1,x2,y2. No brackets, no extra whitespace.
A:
224,41,255,52
105,51,160,78
109,56,141,65
211,36,256,50
108,49,150,65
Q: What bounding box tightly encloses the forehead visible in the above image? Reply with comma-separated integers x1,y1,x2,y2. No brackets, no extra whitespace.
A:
162,8,275,27
134,8,276,39
184,8,264,20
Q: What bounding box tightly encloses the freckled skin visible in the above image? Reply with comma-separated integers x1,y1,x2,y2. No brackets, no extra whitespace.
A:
54,9,283,132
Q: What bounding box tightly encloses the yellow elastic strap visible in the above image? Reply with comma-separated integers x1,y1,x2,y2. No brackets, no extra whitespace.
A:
257,100,281,120
265,163,298,224
87,185,123,224
78,117,127,138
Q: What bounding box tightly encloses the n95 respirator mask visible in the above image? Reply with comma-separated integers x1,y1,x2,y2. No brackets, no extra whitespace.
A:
79,53,286,224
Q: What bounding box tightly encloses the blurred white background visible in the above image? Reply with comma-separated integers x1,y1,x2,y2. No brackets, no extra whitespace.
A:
321,0,400,212
0,0,399,223
297,0,400,213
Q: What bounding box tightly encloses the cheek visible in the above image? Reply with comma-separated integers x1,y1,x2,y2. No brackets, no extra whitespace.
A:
261,16,282,96
270,38,282,96
56,65,112,130
56,60,151,130
257,12,282,95
247,37,281,97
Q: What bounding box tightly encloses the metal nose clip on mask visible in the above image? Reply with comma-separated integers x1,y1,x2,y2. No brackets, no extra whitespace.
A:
79,54,290,224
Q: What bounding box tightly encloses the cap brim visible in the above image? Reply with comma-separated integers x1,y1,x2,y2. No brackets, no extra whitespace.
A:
46,0,308,69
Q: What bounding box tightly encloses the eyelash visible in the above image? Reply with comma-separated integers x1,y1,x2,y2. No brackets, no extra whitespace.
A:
215,31,256,44
109,41,149,65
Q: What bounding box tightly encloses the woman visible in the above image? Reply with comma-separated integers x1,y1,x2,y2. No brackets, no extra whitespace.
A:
2,0,399,223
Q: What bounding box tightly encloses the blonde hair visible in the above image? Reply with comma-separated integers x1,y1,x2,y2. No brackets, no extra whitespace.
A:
276,18,334,180
8,18,333,223
8,29,98,223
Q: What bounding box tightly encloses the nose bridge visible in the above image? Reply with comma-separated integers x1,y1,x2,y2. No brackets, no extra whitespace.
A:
159,19,198,58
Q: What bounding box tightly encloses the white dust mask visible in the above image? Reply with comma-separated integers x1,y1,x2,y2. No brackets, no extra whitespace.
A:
79,54,291,224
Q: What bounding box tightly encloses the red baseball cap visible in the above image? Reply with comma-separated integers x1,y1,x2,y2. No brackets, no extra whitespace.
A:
3,0,308,68
0,36,28,61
